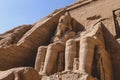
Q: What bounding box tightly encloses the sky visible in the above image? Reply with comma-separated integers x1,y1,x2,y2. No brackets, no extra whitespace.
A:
0,0,75,34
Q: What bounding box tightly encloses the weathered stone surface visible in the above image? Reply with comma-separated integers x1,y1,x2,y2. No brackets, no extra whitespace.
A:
41,72,97,80
0,9,65,70
0,0,120,80
0,25,32,46
17,9,65,49
34,11,112,80
0,67,40,80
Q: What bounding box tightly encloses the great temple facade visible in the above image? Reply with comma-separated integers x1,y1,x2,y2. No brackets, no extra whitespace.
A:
0,0,120,80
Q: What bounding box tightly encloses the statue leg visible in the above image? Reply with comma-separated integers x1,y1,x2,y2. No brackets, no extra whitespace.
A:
41,43,65,75
65,39,77,72
35,46,47,72
79,37,96,75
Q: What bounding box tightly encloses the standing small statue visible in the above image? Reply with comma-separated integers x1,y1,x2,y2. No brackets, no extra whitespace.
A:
35,12,75,75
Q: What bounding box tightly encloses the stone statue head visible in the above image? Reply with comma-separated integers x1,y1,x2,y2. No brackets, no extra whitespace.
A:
115,9,120,20
58,12,72,33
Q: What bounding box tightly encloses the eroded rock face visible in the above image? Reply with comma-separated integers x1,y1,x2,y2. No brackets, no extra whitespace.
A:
0,25,32,46
35,12,112,80
0,0,120,80
0,10,65,71
0,67,40,80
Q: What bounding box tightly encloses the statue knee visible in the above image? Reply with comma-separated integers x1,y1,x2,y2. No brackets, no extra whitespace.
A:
80,37,96,50
48,43,57,51
66,39,75,46
38,46,47,55
38,46,47,51
47,43,64,53
81,37,94,44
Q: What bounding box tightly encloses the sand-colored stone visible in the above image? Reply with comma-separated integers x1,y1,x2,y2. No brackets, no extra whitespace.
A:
0,67,40,80
0,0,120,80
0,25,32,46
35,12,76,75
0,9,65,70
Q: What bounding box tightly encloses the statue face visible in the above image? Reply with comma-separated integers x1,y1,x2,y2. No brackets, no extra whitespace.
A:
58,22,67,32
59,16,65,23
58,15,70,32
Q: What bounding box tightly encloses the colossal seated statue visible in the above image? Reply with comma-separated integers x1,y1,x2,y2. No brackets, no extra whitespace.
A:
65,22,104,72
64,22,112,80
35,12,112,80
35,12,75,75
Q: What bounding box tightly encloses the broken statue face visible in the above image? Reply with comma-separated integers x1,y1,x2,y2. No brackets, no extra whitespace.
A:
58,12,72,32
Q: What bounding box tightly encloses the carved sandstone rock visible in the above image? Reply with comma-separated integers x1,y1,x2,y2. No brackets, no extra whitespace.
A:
0,0,120,80
0,10,65,70
35,12,76,75
0,25,32,46
0,67,40,80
